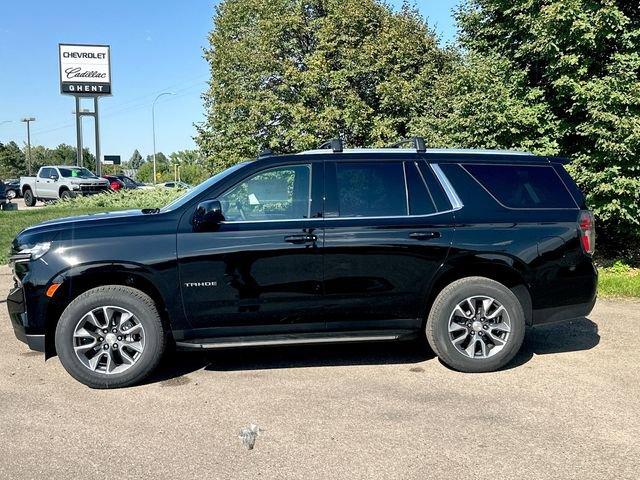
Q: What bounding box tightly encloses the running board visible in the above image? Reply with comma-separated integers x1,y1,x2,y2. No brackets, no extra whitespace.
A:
175,330,416,350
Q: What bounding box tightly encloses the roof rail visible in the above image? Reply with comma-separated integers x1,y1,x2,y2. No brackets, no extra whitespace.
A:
318,138,343,153
388,136,426,153
258,148,274,158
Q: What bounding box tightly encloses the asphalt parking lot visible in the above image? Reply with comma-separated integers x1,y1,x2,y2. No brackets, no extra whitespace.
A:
0,265,638,479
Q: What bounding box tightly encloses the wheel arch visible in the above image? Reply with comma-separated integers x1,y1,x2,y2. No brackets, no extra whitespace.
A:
423,256,533,327
44,264,174,358
21,184,32,194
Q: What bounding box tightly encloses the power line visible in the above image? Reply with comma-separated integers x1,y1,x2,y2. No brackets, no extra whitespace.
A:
30,73,209,136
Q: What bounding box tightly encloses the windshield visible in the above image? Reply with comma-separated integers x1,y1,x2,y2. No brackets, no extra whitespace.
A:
119,176,137,187
59,167,97,179
160,162,248,212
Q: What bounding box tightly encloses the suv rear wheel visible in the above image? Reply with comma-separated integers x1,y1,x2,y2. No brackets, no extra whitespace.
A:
426,277,525,372
55,285,166,388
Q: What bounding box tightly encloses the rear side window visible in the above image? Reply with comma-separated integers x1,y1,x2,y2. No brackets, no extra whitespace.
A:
336,162,406,217
405,162,436,215
463,164,577,209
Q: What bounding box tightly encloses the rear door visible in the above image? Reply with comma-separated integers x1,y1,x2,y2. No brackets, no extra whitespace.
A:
322,158,456,331
36,168,56,198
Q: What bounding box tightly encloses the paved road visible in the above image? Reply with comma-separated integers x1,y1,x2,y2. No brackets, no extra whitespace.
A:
0,265,638,479
4,197,41,211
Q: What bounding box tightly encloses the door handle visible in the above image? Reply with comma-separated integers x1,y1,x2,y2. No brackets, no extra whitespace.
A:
284,234,317,244
409,231,441,241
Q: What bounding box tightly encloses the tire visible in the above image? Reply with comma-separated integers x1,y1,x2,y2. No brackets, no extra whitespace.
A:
6,189,16,200
55,285,166,388
59,189,74,201
426,277,525,373
23,188,36,206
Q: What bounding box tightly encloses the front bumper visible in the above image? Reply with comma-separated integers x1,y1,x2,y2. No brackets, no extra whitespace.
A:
75,185,110,195
7,283,45,352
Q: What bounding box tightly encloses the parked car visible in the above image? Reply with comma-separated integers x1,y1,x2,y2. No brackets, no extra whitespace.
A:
3,178,20,199
7,139,597,388
161,181,192,189
102,175,125,191
20,166,110,206
114,174,143,189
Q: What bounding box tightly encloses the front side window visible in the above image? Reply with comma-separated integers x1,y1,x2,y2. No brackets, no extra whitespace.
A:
336,162,407,217
219,164,311,222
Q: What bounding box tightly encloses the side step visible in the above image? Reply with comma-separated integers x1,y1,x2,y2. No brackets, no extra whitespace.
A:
175,330,416,350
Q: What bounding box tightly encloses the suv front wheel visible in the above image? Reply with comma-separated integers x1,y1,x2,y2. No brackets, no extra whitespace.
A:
55,285,166,388
426,277,525,372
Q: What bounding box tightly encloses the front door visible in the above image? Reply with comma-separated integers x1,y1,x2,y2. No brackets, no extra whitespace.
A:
322,159,455,331
177,162,324,339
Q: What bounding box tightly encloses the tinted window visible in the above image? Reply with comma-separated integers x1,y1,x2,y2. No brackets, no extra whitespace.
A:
119,176,137,187
464,164,577,209
336,162,407,217
220,164,311,221
417,162,452,211
405,162,436,215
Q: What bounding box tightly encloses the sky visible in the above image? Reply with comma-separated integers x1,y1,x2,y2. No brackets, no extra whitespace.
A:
0,0,459,162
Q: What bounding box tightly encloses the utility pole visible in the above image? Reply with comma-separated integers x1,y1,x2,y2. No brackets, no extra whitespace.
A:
21,117,36,175
152,92,174,185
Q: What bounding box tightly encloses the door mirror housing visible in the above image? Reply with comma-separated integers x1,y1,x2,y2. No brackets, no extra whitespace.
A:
194,200,224,230
50,174,59,181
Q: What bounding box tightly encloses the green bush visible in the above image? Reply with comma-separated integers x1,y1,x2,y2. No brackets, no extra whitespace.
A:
52,188,184,210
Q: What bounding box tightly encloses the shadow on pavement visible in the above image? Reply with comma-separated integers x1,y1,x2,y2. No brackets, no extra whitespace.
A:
143,317,600,384
504,317,600,370
143,340,436,385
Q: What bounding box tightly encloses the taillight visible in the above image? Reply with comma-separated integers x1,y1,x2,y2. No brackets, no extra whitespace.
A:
578,210,595,255
110,181,121,191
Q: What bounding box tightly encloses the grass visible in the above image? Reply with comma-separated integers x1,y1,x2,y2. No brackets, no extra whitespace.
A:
2,192,640,298
598,263,640,298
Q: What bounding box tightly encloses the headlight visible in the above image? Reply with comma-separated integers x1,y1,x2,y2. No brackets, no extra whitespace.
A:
20,242,51,260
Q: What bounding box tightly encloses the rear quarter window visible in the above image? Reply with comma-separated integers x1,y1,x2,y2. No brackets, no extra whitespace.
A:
462,164,578,209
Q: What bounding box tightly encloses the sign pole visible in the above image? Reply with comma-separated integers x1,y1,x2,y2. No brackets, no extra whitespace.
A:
75,96,83,167
94,97,101,176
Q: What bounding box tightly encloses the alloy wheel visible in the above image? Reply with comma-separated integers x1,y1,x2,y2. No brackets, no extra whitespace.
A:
73,306,145,374
448,296,511,359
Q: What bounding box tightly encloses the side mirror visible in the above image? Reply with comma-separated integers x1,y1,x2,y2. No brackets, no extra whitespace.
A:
194,200,224,231
50,174,59,181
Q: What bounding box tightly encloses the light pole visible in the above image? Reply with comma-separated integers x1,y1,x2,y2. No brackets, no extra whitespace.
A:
152,92,174,185
21,117,36,175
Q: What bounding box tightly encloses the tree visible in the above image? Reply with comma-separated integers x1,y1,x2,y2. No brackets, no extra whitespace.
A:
145,152,168,165
129,149,144,169
197,0,454,171
457,0,640,258
0,141,26,177
410,53,560,155
169,149,204,165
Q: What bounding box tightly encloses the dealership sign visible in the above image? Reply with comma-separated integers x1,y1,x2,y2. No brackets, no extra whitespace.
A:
59,44,111,95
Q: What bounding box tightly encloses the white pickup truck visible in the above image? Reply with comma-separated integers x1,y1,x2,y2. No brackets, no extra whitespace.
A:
20,166,110,206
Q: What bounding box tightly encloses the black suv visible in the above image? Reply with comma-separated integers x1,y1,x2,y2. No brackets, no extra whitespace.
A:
7,139,597,388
